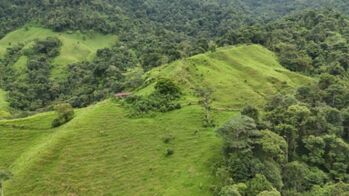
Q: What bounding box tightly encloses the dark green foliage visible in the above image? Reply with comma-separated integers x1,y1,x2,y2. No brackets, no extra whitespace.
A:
282,161,327,192
241,105,260,123
2,37,61,111
246,174,274,196
196,87,214,127
221,9,349,77
217,71,349,194
33,37,61,57
162,134,175,144
154,79,181,100
218,115,261,154
62,44,137,108
0,170,12,182
52,103,74,128
165,148,174,157
123,79,181,116
310,182,349,195
0,170,12,196
3,2,349,113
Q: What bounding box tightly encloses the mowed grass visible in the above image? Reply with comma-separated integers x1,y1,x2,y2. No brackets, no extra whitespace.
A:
1,101,222,195
145,44,313,110
0,26,117,80
0,44,313,195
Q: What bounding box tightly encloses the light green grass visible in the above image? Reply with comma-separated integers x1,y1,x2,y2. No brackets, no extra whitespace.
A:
1,101,222,195
0,111,57,130
0,44,313,195
0,26,117,80
144,44,313,110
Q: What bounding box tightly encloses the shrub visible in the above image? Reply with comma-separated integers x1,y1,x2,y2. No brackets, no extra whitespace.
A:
165,148,174,156
123,79,181,116
162,134,175,144
52,103,75,128
154,78,181,100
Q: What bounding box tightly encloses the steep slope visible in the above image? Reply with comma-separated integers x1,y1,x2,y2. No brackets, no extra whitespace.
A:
0,45,312,195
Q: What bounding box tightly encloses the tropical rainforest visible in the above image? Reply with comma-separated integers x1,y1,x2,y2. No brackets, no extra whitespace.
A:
1,0,349,195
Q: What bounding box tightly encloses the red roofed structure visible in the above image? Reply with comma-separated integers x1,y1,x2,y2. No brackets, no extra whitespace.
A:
114,92,132,98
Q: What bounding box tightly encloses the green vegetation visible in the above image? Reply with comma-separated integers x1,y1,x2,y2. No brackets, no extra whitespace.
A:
216,74,349,195
0,101,220,195
0,28,120,111
1,1,349,195
0,89,9,119
123,79,182,116
221,10,349,77
0,27,116,79
0,170,12,196
51,103,75,128
0,44,311,195
0,89,8,109
145,45,312,110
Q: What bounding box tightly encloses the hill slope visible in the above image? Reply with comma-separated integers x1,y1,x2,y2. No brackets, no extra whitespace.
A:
144,45,312,109
0,26,117,113
0,26,117,80
0,45,312,195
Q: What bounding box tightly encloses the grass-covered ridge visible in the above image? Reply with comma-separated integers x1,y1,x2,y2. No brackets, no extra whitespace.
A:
0,26,117,79
0,45,313,195
144,45,313,110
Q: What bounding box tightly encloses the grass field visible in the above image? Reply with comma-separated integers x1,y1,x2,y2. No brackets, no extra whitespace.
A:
0,26,117,80
0,45,313,195
1,101,227,195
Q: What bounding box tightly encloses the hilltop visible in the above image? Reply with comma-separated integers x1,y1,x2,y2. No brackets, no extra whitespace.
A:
0,45,312,195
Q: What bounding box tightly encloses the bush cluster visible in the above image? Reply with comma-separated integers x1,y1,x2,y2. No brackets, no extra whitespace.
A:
52,103,75,128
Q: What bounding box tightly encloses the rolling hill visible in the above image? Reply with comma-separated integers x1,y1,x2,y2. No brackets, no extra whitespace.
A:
0,45,313,195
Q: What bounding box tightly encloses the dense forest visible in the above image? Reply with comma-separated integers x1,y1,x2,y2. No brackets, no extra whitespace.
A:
3,0,349,111
217,74,349,195
1,0,349,195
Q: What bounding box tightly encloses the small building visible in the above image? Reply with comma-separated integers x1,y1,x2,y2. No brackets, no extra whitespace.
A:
114,92,132,98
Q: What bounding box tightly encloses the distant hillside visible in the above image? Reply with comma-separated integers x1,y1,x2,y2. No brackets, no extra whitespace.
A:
0,45,312,195
0,27,117,80
0,26,118,112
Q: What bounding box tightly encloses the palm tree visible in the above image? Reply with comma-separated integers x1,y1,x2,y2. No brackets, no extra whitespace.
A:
0,170,12,196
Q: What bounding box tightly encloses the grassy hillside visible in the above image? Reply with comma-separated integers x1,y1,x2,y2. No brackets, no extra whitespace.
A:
0,26,117,80
1,101,228,195
143,45,313,110
0,45,313,195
